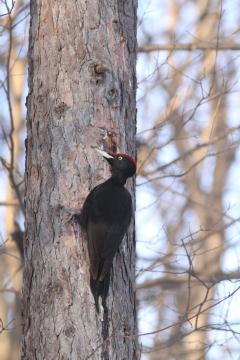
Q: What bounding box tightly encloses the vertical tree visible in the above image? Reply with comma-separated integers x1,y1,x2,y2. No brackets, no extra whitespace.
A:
22,1,138,359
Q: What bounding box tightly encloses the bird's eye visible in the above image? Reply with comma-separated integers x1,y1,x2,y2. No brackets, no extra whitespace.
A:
118,156,123,160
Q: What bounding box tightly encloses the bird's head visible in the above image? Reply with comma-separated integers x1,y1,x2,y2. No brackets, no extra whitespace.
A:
95,149,136,179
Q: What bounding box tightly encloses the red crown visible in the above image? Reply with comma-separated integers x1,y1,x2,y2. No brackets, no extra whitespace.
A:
111,153,136,168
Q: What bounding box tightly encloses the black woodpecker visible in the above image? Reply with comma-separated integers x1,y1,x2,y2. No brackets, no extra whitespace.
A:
79,149,136,311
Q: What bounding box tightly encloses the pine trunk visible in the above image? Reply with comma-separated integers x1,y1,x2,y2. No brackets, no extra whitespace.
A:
22,1,138,359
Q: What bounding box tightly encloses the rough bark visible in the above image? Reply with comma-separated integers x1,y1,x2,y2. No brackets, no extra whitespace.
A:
22,1,138,359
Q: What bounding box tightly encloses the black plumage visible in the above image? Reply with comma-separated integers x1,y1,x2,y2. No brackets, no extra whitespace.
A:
80,149,136,311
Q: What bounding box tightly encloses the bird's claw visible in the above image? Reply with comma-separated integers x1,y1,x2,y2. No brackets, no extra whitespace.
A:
63,207,81,225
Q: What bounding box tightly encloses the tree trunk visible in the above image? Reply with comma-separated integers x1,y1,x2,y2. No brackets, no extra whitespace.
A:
22,1,138,359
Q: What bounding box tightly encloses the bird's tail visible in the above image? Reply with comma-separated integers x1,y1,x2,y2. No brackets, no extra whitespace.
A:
90,272,110,313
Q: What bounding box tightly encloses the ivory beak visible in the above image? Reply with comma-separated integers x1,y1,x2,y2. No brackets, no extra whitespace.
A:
95,149,114,159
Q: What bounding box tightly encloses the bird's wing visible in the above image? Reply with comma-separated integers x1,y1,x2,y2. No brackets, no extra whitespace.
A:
80,184,102,229
84,183,132,282
87,218,131,282
98,219,131,282
87,220,108,280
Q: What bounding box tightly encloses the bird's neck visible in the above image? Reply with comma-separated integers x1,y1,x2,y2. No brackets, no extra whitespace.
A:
110,170,127,186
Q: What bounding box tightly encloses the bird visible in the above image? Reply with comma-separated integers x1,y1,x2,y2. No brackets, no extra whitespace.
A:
78,148,136,311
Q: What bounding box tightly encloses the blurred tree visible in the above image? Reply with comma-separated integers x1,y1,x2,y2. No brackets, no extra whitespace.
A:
0,1,27,359
1,0,240,359
137,1,240,359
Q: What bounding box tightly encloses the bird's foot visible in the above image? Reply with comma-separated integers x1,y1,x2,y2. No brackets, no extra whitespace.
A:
62,207,82,225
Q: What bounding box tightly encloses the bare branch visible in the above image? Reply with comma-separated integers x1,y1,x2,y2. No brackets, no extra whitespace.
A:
137,271,240,290
138,42,240,53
